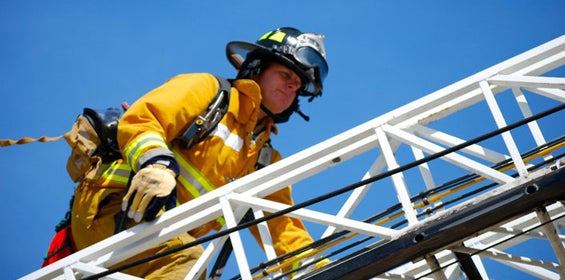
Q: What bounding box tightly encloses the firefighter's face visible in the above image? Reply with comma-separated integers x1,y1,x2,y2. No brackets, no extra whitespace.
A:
255,62,301,114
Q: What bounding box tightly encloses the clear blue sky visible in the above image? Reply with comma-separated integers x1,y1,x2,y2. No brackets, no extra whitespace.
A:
1,1,564,279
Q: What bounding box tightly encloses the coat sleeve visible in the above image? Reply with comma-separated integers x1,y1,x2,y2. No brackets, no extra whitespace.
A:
117,73,219,171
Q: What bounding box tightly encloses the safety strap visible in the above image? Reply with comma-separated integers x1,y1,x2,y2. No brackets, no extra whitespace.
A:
0,135,63,147
255,139,273,170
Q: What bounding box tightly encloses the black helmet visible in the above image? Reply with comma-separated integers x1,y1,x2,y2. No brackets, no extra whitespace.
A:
226,27,329,101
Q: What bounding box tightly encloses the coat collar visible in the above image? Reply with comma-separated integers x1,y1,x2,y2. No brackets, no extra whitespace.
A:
231,79,278,135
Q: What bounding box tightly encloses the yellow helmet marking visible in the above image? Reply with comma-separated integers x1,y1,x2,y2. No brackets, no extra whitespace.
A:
259,30,286,43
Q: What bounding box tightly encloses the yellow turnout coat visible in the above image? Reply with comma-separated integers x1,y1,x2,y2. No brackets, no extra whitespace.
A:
71,73,314,279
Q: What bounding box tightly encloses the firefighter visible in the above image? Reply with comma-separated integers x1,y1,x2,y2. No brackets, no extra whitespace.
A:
70,27,329,279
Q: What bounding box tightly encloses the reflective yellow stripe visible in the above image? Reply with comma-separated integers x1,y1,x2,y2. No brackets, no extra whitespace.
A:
124,132,168,170
92,161,131,186
177,175,201,199
173,148,225,226
173,148,215,195
93,163,112,180
99,161,131,185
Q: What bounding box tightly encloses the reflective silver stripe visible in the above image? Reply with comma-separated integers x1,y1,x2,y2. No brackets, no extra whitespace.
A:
210,123,243,152
137,147,175,171
177,169,206,199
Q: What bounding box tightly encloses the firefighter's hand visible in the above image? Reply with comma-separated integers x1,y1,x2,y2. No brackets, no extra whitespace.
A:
289,250,330,279
122,164,177,222
290,249,331,279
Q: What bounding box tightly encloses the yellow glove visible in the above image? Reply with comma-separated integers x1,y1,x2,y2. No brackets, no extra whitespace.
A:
290,249,331,279
313,258,330,270
122,164,177,222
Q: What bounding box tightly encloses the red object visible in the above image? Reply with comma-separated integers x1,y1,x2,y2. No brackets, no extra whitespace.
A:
121,101,130,111
42,225,77,267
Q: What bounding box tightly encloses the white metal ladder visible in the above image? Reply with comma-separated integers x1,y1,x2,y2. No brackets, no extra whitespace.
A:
22,34,565,280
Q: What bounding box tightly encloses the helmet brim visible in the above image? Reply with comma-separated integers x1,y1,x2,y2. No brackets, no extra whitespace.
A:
226,41,262,69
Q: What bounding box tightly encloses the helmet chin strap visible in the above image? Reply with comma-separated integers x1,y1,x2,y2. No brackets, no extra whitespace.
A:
260,103,286,123
296,108,310,122
260,102,310,123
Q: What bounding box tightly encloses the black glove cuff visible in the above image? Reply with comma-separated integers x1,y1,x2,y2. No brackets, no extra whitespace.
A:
141,155,180,177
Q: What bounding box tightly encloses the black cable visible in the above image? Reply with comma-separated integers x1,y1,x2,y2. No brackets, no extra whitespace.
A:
83,103,565,280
